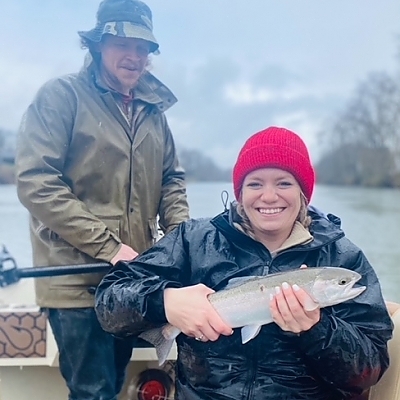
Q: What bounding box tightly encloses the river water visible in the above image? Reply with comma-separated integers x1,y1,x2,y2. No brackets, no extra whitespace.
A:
0,182,399,302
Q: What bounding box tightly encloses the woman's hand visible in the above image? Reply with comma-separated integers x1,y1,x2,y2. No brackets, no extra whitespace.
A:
164,284,233,342
270,282,321,334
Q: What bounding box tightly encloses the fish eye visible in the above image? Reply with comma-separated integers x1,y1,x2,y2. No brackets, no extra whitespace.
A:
339,278,349,285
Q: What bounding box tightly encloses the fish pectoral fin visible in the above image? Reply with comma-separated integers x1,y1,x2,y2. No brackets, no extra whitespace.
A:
303,297,320,312
241,324,262,344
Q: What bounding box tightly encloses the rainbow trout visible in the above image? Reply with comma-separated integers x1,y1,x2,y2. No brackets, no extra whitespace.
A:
139,267,366,365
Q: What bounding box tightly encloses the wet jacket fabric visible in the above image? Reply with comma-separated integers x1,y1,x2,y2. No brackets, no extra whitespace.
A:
15,59,189,308
95,206,393,400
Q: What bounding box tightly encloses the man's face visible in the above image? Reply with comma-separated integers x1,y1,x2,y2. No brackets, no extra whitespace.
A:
97,34,150,94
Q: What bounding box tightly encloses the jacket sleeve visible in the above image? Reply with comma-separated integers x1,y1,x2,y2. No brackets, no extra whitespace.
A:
15,79,121,262
95,223,189,336
296,240,393,396
158,117,189,233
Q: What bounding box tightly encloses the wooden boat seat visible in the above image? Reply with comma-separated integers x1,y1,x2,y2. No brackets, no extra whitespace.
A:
368,301,400,400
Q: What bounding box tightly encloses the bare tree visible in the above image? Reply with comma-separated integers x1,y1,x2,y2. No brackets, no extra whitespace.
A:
316,67,400,187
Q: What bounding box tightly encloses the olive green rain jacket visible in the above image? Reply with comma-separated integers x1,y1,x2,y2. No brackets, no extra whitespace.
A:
15,60,189,308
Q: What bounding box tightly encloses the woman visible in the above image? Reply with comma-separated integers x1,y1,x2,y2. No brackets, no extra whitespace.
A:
95,126,393,399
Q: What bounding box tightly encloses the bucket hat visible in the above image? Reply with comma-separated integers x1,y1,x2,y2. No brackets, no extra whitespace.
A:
78,0,159,53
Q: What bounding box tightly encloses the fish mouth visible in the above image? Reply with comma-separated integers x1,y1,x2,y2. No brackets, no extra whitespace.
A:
346,285,367,298
342,275,366,301
326,284,366,307
346,271,366,296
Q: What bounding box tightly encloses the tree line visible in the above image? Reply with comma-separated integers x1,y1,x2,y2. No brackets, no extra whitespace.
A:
0,129,230,184
315,41,400,188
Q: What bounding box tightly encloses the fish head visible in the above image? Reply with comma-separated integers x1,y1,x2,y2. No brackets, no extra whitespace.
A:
310,267,366,307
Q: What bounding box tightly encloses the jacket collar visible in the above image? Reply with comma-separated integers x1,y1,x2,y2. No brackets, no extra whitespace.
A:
272,222,313,255
212,205,344,252
82,54,177,112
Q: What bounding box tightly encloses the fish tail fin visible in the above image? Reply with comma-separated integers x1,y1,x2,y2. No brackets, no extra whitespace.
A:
138,324,180,366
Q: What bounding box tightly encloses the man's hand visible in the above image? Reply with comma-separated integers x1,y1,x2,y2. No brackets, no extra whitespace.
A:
110,244,138,265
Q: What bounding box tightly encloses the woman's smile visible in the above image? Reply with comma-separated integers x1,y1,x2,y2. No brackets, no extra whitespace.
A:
257,207,285,215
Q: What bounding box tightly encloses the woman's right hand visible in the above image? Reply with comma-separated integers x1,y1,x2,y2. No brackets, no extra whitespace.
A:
164,284,233,342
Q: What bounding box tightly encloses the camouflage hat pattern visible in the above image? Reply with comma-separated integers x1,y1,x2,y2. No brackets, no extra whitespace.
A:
78,0,159,53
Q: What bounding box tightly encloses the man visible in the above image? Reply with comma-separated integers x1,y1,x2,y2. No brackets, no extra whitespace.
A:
15,0,189,399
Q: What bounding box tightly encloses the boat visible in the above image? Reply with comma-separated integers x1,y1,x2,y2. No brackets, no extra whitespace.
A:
1,245,399,400
0,245,176,400
368,301,400,400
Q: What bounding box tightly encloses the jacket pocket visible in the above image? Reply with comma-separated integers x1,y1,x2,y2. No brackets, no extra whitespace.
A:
35,223,68,246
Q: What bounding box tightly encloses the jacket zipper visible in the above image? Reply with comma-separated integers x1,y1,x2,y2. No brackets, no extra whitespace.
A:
245,340,259,400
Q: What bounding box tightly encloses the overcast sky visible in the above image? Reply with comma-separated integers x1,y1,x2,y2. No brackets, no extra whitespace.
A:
1,0,399,167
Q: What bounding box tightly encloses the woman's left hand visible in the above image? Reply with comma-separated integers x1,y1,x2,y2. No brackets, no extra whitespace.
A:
269,282,321,333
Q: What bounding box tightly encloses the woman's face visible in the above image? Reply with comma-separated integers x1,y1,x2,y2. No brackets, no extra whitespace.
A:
240,168,302,246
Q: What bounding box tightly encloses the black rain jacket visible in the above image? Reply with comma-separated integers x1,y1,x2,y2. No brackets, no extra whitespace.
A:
95,207,393,400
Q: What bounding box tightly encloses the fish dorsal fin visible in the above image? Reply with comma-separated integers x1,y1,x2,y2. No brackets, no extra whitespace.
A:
224,276,259,290
241,324,262,344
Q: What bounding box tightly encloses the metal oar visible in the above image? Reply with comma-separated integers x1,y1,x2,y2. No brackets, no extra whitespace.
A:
0,244,111,287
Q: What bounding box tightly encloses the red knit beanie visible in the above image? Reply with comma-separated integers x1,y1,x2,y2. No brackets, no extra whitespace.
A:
233,126,315,202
